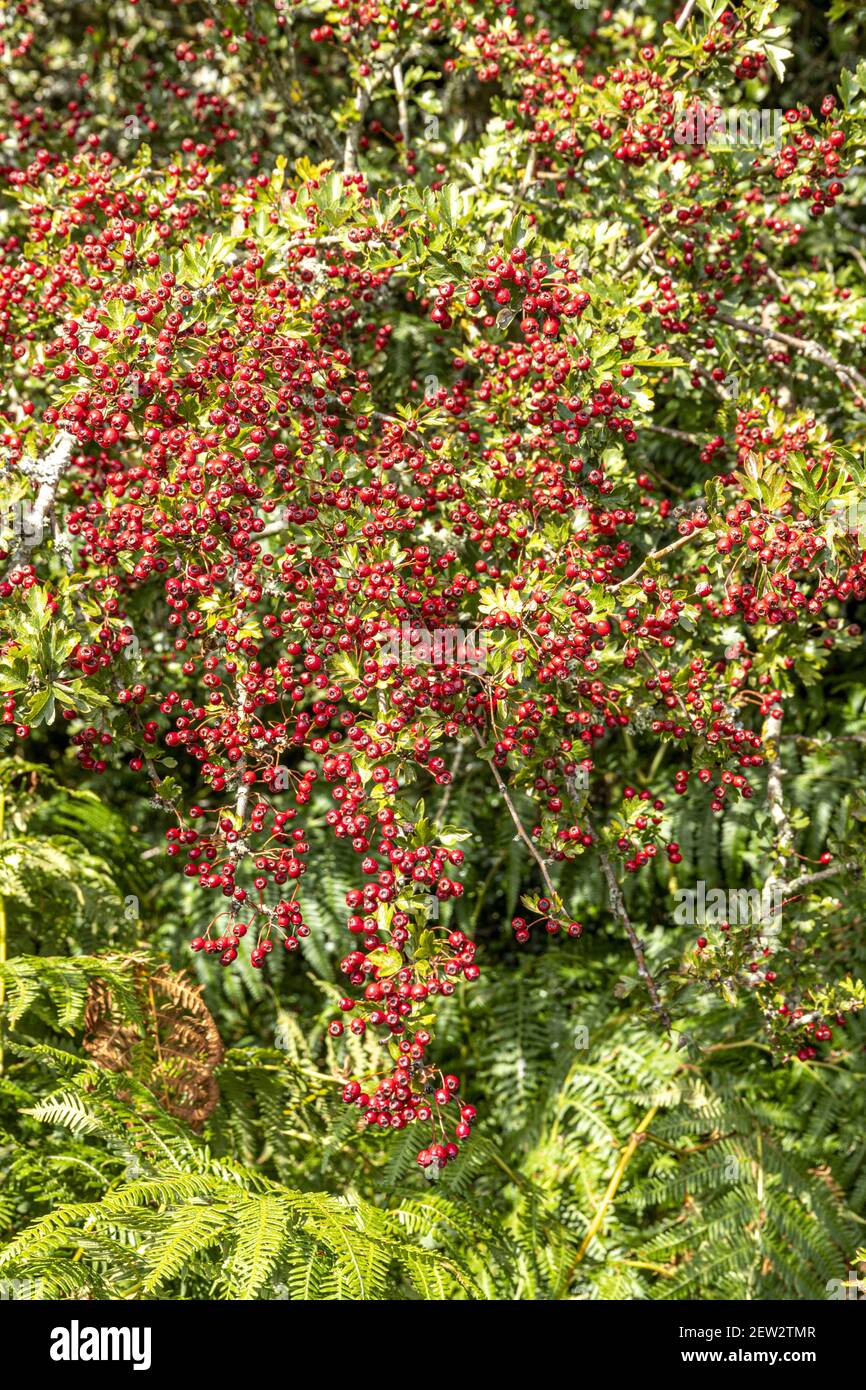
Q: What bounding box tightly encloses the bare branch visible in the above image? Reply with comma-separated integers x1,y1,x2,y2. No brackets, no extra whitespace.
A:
518,146,537,199
642,422,701,446
588,816,671,1030
206,0,340,159
763,711,795,865
620,224,663,276
393,61,410,149
715,310,866,397
472,730,559,904
3,429,76,578
610,528,699,591
780,861,858,897
344,86,371,175
674,0,697,31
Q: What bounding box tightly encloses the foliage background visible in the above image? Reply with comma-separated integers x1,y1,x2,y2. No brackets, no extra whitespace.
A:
0,0,865,1300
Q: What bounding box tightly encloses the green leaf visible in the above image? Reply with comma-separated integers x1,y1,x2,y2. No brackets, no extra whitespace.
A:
26,688,55,727
366,947,403,978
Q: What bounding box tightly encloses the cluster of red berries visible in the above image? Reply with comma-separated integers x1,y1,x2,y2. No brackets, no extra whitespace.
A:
341,1065,477,1169
1,0,863,1162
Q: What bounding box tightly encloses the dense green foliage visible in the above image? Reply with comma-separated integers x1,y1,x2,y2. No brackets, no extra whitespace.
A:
2,772,866,1299
0,0,865,1301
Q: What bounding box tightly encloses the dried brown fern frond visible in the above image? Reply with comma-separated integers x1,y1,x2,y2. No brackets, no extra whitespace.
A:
84,960,224,1128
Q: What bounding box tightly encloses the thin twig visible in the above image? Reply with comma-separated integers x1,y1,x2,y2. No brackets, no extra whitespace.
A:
620,224,663,276
780,861,858,897
609,529,697,591
642,422,700,445
674,0,697,31
211,0,340,159
344,86,371,175
715,310,866,396
393,61,410,149
472,730,559,904
434,741,467,828
589,823,671,1030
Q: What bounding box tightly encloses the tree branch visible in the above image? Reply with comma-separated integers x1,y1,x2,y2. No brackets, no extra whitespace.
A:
472,730,559,904
600,871,672,1029
207,0,340,159
620,224,663,276
780,861,858,897
4,429,76,577
586,816,671,1029
344,86,371,175
610,529,698,591
393,61,410,149
674,0,697,31
715,310,866,397
763,711,795,866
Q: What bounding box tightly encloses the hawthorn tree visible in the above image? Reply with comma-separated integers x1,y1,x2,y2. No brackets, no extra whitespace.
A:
0,0,866,1298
